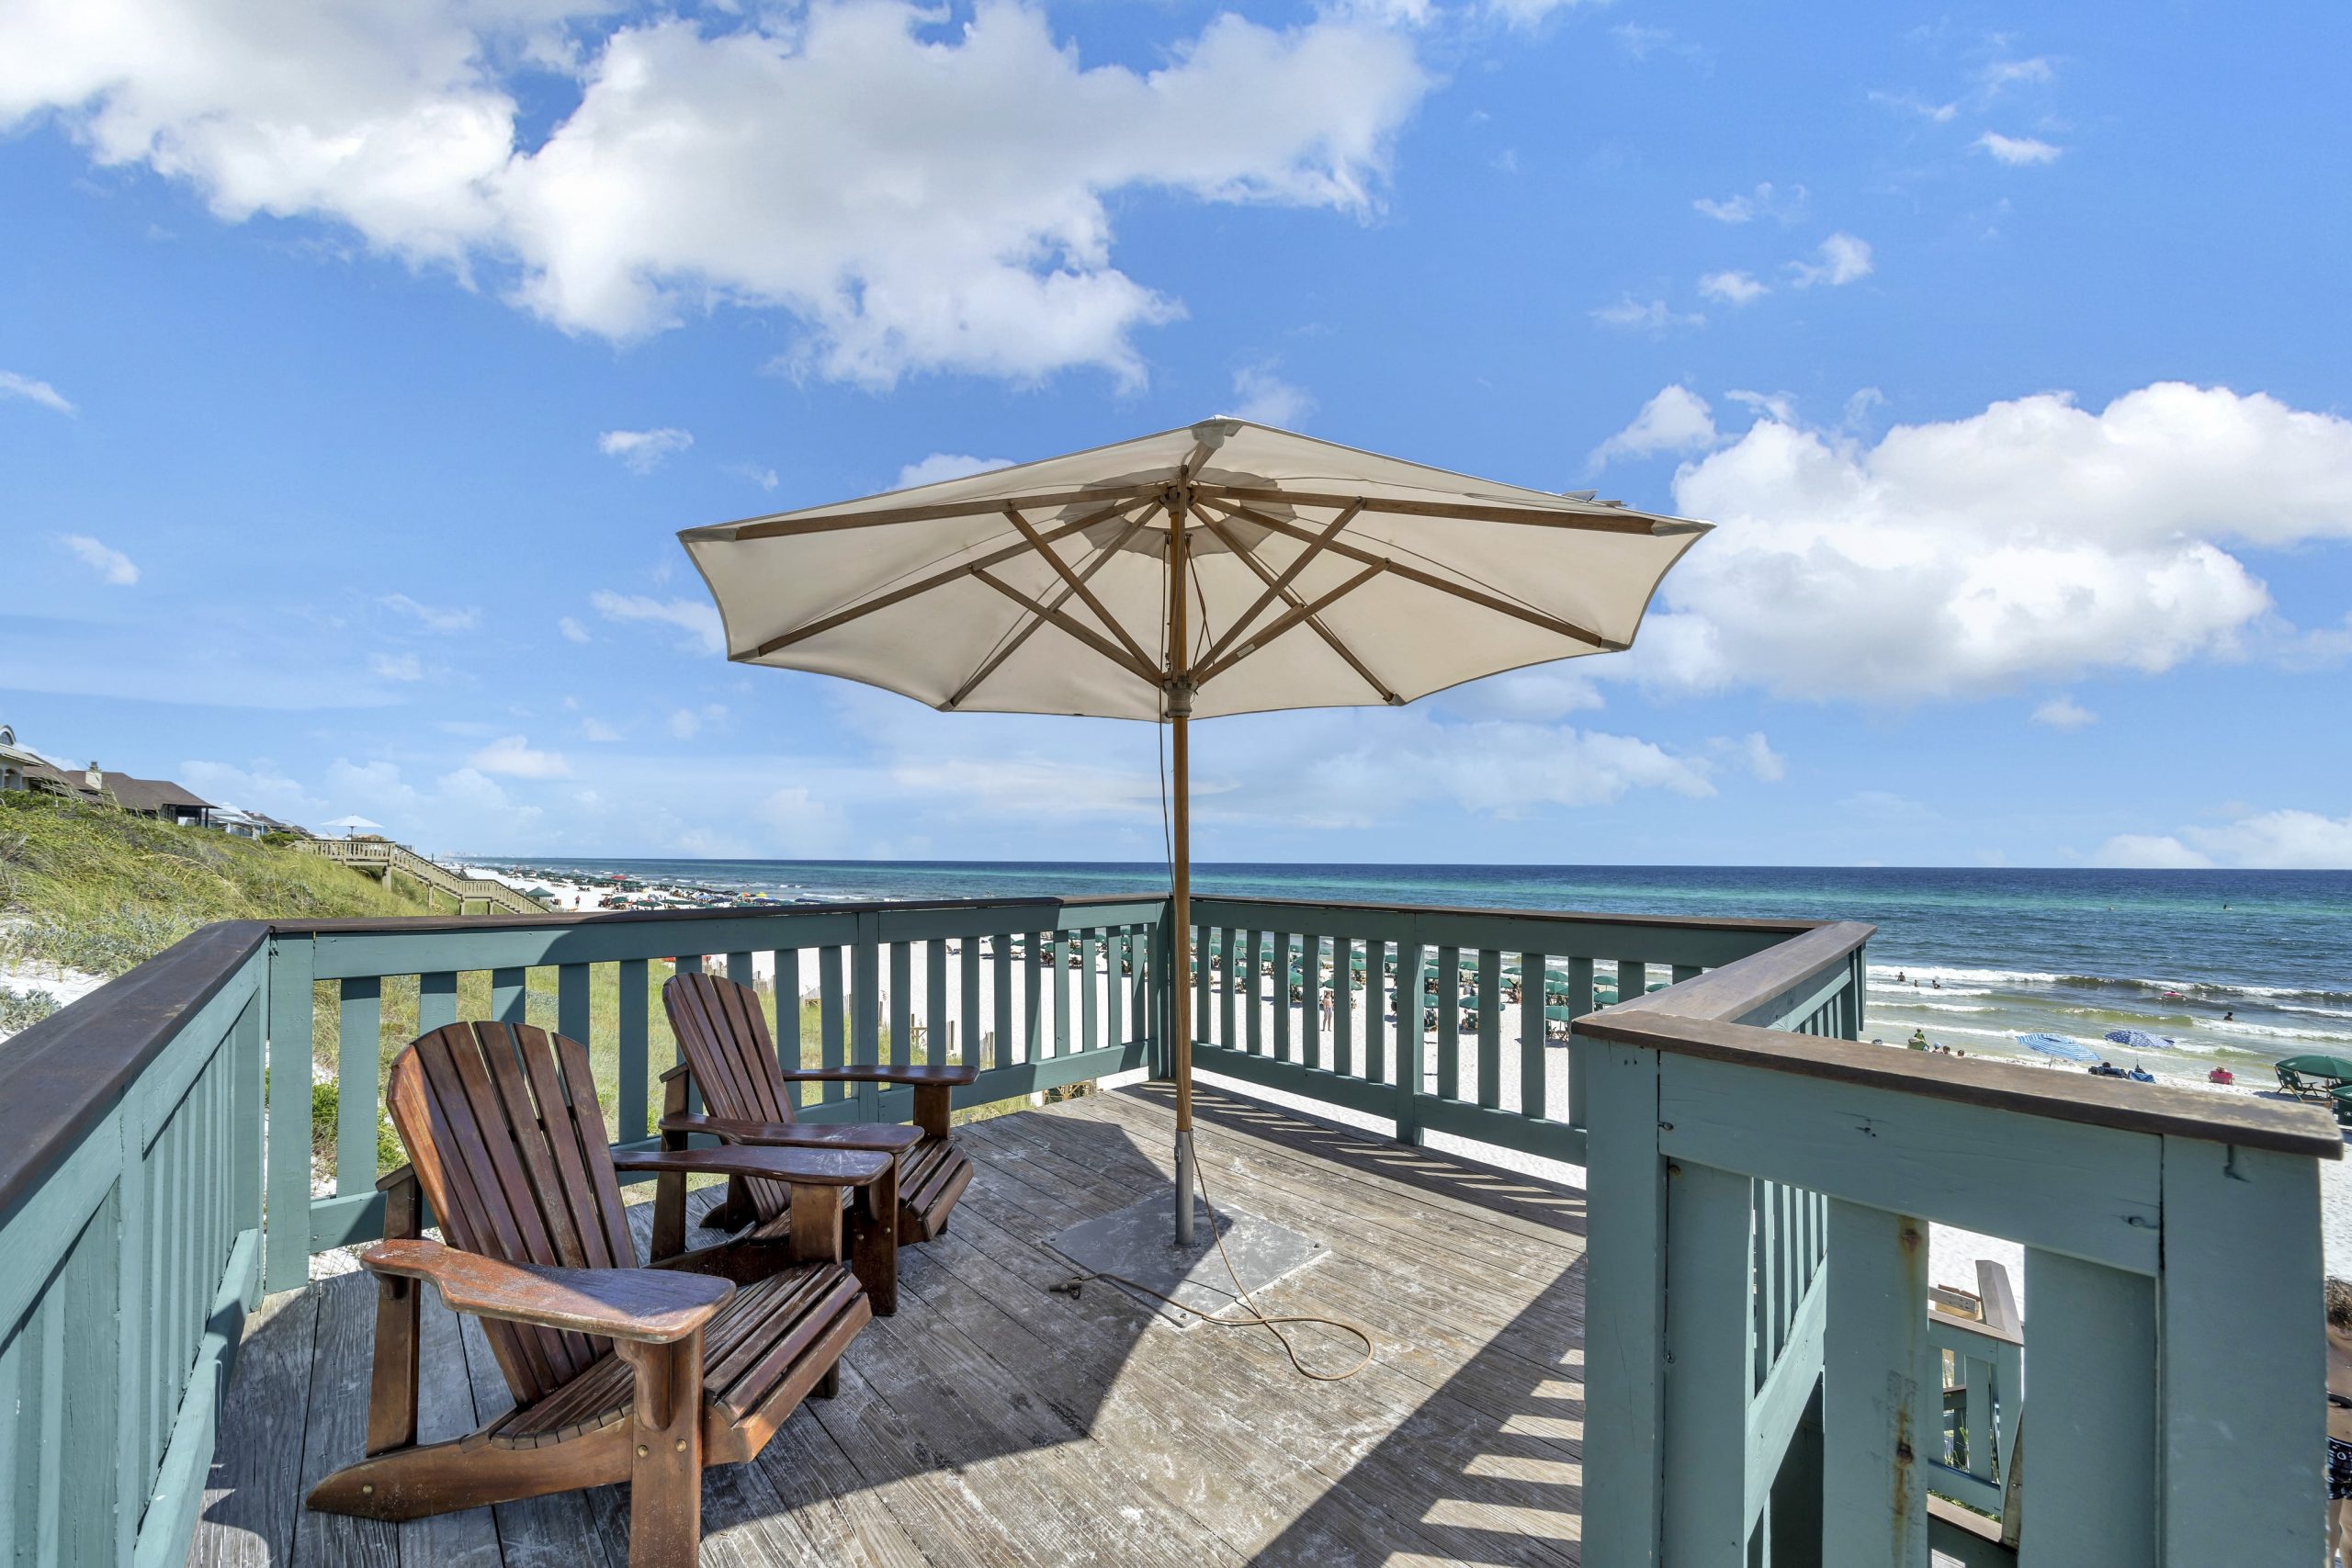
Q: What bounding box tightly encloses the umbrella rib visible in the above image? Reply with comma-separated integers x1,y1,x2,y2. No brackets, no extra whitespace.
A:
1193,511,1399,704
1001,504,1158,675
1193,501,1363,674
1190,482,1701,536
691,484,1159,544
1201,498,1626,651
946,512,1155,709
742,498,1141,660
970,567,1162,690
1191,560,1388,688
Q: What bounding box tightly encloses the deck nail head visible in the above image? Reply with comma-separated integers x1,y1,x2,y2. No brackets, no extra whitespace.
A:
362,1483,373,1495
674,1438,687,1452
637,1444,649,1457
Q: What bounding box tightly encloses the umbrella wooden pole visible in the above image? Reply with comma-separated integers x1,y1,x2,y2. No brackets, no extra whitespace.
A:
1170,494,1196,1247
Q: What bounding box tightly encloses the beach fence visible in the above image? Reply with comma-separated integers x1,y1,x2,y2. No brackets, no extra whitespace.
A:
0,892,2335,1564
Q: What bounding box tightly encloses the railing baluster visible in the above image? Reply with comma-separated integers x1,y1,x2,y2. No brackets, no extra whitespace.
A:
926,938,949,1066
1518,949,1544,1119
1106,929,1125,1052
1395,942,1425,1143
1363,940,1386,1085
888,941,912,1067
1193,922,1210,1050
1023,931,1044,1066
618,956,650,1142
491,966,526,1024
774,947,801,1070
993,933,1013,1068
725,950,753,988
1216,927,1236,1050
818,946,846,1104
336,976,381,1194
1345,931,1363,1081
419,969,458,1034
1080,928,1100,1056
264,934,316,1292
1821,1201,1931,1564
1051,929,1071,1061
958,936,981,1066
1435,946,1461,1101
1242,930,1262,1056
1617,957,1647,1004
1476,946,1501,1110
1271,931,1292,1064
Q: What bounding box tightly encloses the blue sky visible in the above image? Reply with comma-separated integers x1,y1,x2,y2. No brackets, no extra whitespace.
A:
3,0,2347,867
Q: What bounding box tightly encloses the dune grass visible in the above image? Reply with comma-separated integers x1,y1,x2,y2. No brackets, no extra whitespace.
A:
0,791,421,976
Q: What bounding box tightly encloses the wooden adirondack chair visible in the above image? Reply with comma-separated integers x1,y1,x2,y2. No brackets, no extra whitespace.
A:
308,1021,898,1566
659,972,978,1262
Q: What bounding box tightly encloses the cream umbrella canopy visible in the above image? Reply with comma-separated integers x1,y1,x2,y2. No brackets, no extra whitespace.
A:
679,418,1710,1241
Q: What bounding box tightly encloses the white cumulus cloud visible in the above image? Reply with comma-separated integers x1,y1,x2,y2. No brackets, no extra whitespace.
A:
469,735,572,779
0,2,1429,387
1226,365,1314,427
62,534,138,585
1626,381,2352,702
2095,809,2352,870
1590,384,1719,468
1698,269,1768,306
1788,232,1872,288
599,427,692,474
1692,182,1805,224
368,651,424,682
591,590,725,655
1,369,75,413
894,453,1014,491
1975,131,2062,166
380,592,479,633
2030,694,2096,728
1592,296,1703,333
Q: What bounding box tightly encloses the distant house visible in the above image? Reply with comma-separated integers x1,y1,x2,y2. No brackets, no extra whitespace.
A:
209,807,270,839
0,724,43,795
21,758,216,827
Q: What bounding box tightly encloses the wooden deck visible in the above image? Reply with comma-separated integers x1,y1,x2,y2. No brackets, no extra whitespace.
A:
187,1081,1590,1567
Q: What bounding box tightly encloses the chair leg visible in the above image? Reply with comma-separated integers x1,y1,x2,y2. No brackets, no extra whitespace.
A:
816,1362,842,1398
618,1334,704,1568
852,1164,899,1317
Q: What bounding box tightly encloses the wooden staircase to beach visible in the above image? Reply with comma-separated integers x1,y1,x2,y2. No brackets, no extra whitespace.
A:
295,837,548,915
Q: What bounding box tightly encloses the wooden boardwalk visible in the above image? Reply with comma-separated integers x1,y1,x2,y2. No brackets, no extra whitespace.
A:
188,1082,1591,1567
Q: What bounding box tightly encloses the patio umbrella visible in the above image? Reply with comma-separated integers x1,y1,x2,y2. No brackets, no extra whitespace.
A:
679,418,1708,1240
2103,1028,2175,1050
322,814,382,838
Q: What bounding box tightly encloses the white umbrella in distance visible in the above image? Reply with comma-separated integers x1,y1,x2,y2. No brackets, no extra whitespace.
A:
322,814,383,838
678,418,1710,1240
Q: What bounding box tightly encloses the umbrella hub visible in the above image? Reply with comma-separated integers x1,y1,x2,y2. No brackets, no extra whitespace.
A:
1162,679,1195,719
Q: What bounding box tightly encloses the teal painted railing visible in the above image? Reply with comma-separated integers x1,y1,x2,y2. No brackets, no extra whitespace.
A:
0,922,269,1568
1577,919,2344,1566
1183,896,1821,1164
3,894,2333,1565
275,895,1170,1287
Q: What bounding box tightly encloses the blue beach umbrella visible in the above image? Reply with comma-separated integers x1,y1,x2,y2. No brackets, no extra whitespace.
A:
2103,1028,2175,1051
2019,1032,2098,1063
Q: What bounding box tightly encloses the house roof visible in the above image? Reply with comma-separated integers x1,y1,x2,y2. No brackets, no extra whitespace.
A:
21,764,213,812
107,775,215,812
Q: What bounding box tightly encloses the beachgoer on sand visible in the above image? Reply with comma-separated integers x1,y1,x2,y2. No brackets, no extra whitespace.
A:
1319,992,1334,1034
2327,1279,2352,1562
1907,1028,1928,1051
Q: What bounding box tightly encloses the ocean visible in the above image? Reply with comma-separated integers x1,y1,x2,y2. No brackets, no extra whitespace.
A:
481,861,2352,1077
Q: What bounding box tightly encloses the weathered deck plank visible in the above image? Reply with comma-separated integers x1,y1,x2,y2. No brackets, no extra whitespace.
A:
191,1086,1592,1567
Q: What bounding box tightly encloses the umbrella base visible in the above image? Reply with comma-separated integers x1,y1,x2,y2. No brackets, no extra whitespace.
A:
1046,1193,1324,1327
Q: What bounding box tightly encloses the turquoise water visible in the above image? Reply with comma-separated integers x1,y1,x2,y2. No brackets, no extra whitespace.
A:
485,861,2352,1074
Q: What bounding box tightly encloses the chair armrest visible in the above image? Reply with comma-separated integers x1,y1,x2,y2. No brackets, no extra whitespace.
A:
613,1145,894,1188
773,1063,980,1088
661,1114,923,1154
360,1238,729,1344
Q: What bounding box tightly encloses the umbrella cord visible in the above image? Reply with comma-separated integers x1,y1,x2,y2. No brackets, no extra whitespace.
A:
1051,1128,1376,1382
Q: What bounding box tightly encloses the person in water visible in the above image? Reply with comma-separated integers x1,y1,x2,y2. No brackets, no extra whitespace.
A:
2222,1010,2235,1022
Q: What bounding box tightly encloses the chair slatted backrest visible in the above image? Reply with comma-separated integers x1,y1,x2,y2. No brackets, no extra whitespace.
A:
387,1021,638,1406
663,972,799,1226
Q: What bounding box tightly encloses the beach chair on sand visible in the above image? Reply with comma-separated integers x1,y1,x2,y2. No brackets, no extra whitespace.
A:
308,1022,890,1567
661,972,979,1270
